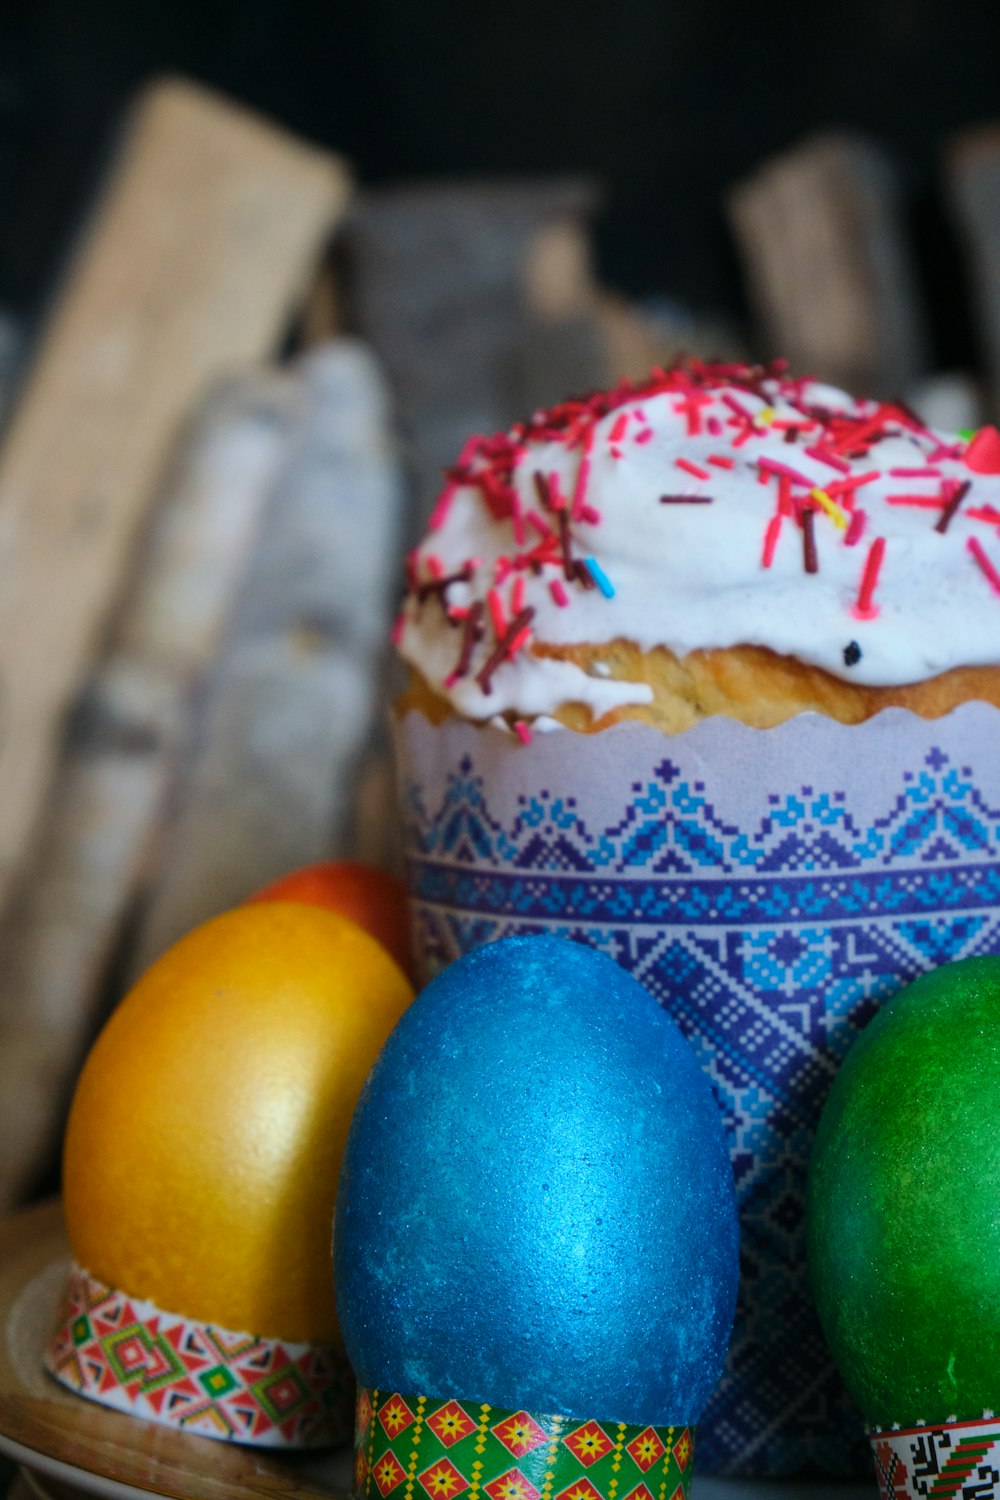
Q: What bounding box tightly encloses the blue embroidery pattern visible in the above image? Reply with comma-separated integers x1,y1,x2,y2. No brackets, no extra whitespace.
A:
401,748,1000,1478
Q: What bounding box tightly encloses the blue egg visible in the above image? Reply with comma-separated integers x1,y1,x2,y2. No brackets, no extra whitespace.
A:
334,935,738,1425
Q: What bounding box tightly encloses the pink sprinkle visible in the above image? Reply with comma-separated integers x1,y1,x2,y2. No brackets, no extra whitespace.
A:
762,514,782,569
426,554,444,579
708,454,735,470
549,579,570,608
845,509,867,547
511,576,525,615
926,442,965,462
494,555,514,585
390,611,406,645
514,720,533,745
427,481,458,531
722,392,752,419
526,508,554,540
707,415,723,436
889,467,942,478
967,536,1000,597
443,670,459,690
548,472,568,510
610,446,623,460
487,588,507,638
757,455,813,486
731,425,753,448
579,504,602,525
778,474,793,516
634,427,653,445
852,536,886,619
608,413,629,444
805,445,851,474
675,457,710,481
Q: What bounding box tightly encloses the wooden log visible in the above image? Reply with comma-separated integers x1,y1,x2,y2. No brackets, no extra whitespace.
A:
345,178,603,530
945,125,1000,414
0,371,300,1209
0,76,351,923
126,339,407,977
727,130,930,397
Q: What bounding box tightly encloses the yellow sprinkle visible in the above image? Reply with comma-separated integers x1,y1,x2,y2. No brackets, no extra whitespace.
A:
810,486,848,530
756,406,776,426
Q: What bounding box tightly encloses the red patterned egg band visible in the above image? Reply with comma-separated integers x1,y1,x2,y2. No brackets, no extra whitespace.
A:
44,1263,353,1447
354,1388,695,1500
870,1415,1000,1500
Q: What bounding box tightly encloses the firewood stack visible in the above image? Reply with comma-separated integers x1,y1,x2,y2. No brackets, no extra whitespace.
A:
0,78,993,1212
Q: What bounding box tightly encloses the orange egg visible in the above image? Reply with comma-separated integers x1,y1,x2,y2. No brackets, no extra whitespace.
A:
246,860,413,980
62,901,414,1347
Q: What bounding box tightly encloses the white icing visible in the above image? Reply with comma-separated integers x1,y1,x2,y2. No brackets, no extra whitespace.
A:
398,373,1000,721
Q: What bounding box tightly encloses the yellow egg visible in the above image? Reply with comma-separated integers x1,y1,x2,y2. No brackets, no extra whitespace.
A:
62,901,414,1346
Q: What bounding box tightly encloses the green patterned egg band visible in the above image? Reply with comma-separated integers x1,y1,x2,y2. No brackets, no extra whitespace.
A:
354,1389,695,1500
870,1415,1000,1500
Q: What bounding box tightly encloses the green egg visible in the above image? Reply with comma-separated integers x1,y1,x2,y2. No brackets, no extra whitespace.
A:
807,955,1000,1429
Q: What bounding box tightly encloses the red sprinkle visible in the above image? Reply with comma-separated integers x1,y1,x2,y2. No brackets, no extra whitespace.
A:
804,445,851,474
762,514,782,569
514,720,533,745
967,536,1000,596
845,509,867,547
549,579,570,607
608,413,629,443
707,454,735,469
486,587,507,639
853,536,887,619
885,493,944,509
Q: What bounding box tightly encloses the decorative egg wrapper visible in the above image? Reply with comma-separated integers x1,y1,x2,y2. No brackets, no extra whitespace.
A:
395,703,1000,1477
354,1389,694,1500
44,1263,353,1447
870,1417,1000,1500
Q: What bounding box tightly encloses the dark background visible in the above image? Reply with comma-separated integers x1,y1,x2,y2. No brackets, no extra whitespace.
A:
1,2,998,368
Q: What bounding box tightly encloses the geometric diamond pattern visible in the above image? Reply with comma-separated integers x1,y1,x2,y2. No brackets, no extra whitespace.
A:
358,1389,692,1500
44,1263,353,1448
564,1424,613,1468
492,1411,550,1458
626,1429,665,1473
428,1400,478,1448
399,709,1000,1476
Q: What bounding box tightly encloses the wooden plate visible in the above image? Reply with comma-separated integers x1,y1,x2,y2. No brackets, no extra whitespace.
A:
0,1199,352,1500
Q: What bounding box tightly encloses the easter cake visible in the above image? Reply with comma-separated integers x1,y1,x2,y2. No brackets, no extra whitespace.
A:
395,359,1000,733
392,361,1000,1478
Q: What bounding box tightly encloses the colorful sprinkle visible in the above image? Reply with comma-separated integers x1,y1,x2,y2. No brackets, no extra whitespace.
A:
801,509,819,574
675,456,711,481
935,479,971,535
762,514,782,569
853,536,887,620
967,535,1000,596
584,557,615,598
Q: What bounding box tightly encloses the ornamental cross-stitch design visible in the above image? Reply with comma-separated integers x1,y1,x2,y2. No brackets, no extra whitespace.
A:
871,1419,1000,1500
355,1391,693,1500
44,1264,352,1447
399,718,1000,1478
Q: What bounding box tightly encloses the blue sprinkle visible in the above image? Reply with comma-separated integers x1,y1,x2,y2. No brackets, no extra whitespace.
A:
585,556,615,598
